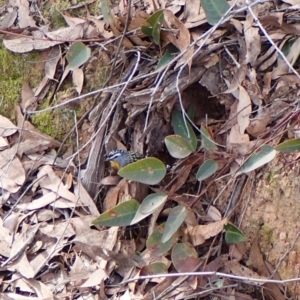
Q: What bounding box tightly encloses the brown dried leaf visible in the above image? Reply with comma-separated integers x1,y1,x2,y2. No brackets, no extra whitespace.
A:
200,65,222,96
8,252,34,278
225,260,266,285
0,157,25,193
163,9,194,70
5,224,39,274
224,65,247,94
247,111,271,137
228,123,249,146
282,0,300,5
39,220,76,239
37,165,78,202
272,37,300,79
229,243,247,261
88,17,114,39
244,16,261,65
45,46,61,80
185,210,198,227
169,164,193,193
196,28,220,45
10,0,36,27
14,139,50,156
185,10,207,29
34,76,49,99
100,175,120,185
21,82,38,111
63,14,86,27
0,10,17,29
229,19,243,34
236,85,252,134
230,140,264,157
73,218,118,269
36,208,61,222
103,178,127,210
27,153,71,169
203,53,219,68
187,218,228,246
44,24,84,41
184,0,204,29
17,192,57,211
3,25,84,53
81,268,107,287
250,235,281,278
110,15,134,48
74,181,99,216
29,239,66,276
22,278,54,299
207,206,222,221
2,212,20,234
0,218,12,257
0,137,9,151
72,67,84,95
0,115,18,137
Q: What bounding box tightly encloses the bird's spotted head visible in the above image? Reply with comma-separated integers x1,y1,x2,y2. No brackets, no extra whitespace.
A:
105,149,126,170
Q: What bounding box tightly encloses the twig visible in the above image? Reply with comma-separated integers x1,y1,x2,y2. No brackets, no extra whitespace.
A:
112,271,300,287
64,0,96,10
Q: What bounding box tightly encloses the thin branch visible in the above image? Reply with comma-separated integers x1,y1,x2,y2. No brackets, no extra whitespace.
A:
113,271,300,287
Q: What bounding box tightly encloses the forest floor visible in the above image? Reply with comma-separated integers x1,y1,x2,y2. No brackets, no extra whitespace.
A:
1,0,300,299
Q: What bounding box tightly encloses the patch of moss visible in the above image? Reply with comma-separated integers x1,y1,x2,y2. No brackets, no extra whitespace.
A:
89,0,101,16
42,0,98,29
84,66,110,92
267,170,275,183
84,49,111,92
260,225,274,244
31,89,80,141
43,6,67,30
0,44,43,120
31,107,76,141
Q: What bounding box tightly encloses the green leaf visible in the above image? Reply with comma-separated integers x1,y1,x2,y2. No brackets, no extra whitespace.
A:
196,159,218,181
275,138,300,152
66,42,91,71
146,10,163,27
100,0,111,24
165,135,193,158
156,44,180,71
171,242,200,272
238,145,276,175
161,206,187,243
141,10,164,45
280,37,297,60
201,126,217,151
130,193,167,225
141,25,152,37
201,0,230,25
224,223,247,244
140,262,168,276
118,157,166,185
146,223,177,256
172,110,197,151
91,199,139,227
146,10,164,45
